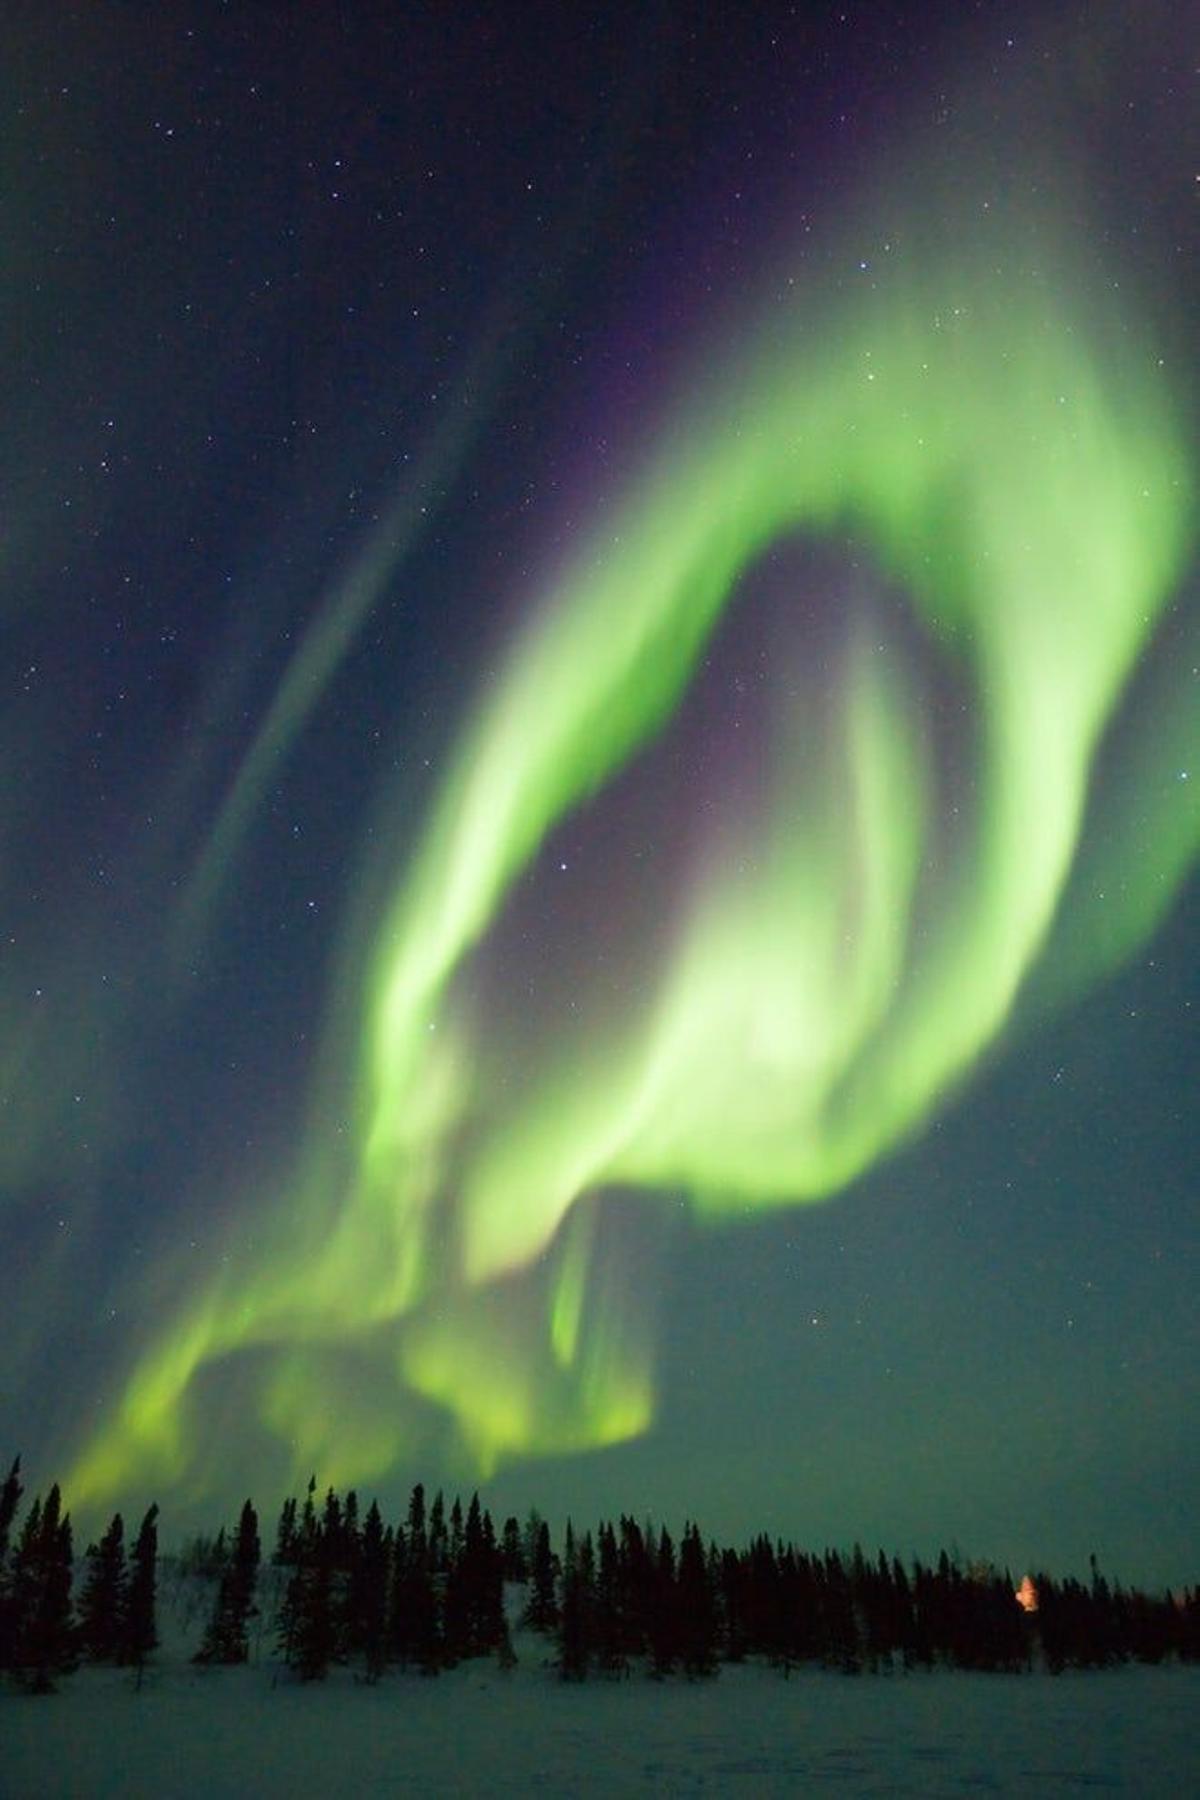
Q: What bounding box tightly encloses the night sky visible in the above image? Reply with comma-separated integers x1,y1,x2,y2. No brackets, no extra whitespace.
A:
4,3,1196,1588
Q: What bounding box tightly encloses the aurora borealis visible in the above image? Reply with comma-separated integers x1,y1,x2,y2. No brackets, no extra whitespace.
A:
4,4,1196,1583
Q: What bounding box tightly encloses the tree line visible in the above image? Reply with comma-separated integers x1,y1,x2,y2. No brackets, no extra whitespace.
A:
0,1458,158,1693
1,1454,1197,1693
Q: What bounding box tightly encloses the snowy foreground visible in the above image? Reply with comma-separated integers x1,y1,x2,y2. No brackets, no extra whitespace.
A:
5,1649,1196,1797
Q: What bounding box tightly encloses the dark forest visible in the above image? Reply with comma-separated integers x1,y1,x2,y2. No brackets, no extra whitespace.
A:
2,1457,1196,1698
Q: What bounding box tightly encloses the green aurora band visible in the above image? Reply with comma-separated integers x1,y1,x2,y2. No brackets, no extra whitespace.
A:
69,175,1196,1507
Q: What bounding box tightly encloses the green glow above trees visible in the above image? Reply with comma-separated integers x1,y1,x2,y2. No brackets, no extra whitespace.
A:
69,163,1195,1510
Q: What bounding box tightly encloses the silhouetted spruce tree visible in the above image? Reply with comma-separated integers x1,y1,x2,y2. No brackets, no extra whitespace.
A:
890,1558,916,1668
441,1493,503,1662
965,1562,1022,1671
855,1548,892,1672
706,1540,726,1651
0,1456,21,1673
523,1517,559,1633
273,1495,298,1567
296,1561,335,1681
482,1508,511,1660
232,1499,262,1655
1109,1581,1133,1663
343,1490,360,1558
821,1549,861,1674
908,1559,936,1667
197,1500,260,1664
315,1487,337,1557
648,1527,679,1676
275,1492,306,1665
1122,1581,1189,1665
0,1456,21,1566
391,1483,440,1671
624,1518,657,1661
387,1523,411,1663
742,1535,781,1661
0,1457,23,1675
718,1546,745,1664
406,1480,427,1564
321,1488,343,1611
578,1531,596,1659
10,1487,76,1691
500,1515,525,1583
448,1495,464,1573
677,1524,717,1677
983,1570,1030,1672
776,1546,803,1671
43,1492,77,1684
428,1490,447,1576
78,1513,127,1663
521,1509,544,1570
873,1550,902,1670
299,1476,318,1552
277,1476,328,1676
287,1501,336,1682
1039,1572,1076,1672
442,1515,469,1664
925,1550,956,1666
331,1488,361,1659
592,1521,626,1676
796,1551,826,1666
352,1499,389,1681
941,1556,974,1669
1085,1555,1119,1668
466,1500,505,1656
558,1523,595,1680
7,1493,43,1680
122,1503,158,1683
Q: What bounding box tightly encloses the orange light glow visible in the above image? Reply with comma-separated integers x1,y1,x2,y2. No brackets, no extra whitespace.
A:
1015,1574,1039,1613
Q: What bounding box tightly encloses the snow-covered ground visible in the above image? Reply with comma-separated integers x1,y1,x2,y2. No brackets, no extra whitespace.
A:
7,1657,1198,1796
4,1575,1196,1796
